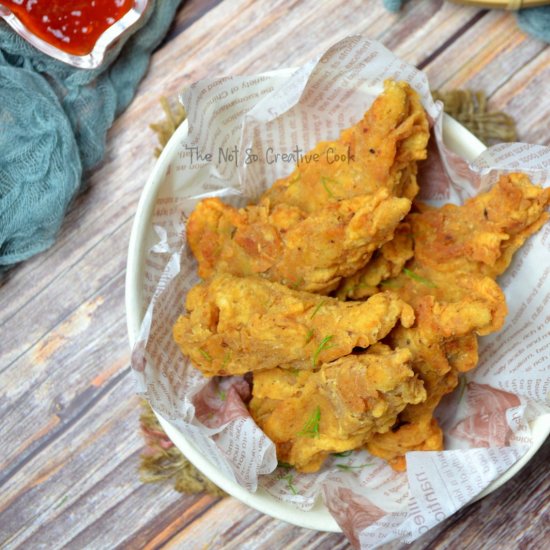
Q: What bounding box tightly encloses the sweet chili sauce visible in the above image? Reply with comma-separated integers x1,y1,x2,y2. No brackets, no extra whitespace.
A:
1,0,134,56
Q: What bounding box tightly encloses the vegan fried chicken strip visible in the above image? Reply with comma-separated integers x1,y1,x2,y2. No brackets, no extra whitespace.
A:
411,172,550,278
261,79,429,212
366,270,507,470
249,344,426,472
187,190,411,294
173,273,414,376
365,173,549,470
186,80,429,294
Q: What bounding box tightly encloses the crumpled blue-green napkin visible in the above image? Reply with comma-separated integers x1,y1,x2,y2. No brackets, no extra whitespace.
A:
0,0,183,268
383,1,550,43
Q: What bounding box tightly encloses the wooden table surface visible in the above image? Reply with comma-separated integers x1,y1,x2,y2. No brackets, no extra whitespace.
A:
1,1,549,548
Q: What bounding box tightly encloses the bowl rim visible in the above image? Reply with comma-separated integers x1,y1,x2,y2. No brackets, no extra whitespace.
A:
125,71,550,532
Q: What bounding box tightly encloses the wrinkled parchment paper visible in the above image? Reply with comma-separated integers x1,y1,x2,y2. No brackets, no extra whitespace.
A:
131,36,550,548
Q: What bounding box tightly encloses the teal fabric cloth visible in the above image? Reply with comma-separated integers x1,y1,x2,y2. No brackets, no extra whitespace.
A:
383,0,550,44
517,7,550,42
0,0,182,267
383,0,406,12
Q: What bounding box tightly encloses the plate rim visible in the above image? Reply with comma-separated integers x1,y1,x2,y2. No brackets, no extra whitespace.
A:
125,70,550,532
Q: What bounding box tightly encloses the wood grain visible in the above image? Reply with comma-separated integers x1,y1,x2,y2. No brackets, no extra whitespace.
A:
0,0,548,548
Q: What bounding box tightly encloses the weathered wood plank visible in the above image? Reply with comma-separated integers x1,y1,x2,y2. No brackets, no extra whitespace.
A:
0,379,217,549
489,47,550,146
164,498,351,550
0,268,129,480
1,1,548,549
422,9,546,94
380,1,484,65
417,8,549,147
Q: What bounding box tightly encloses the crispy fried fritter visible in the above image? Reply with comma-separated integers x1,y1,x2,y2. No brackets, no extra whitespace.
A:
186,80,429,294
411,173,550,278
365,173,549,470
365,273,506,469
249,344,426,472
187,190,411,294
338,173,550,303
389,268,508,339
173,273,414,376
261,80,429,212
366,417,444,472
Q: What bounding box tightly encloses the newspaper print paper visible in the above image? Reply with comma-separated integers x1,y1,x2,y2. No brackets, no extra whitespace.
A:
131,36,550,548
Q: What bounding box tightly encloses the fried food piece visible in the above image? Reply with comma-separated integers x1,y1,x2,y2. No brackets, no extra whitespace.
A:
337,222,414,300
365,173,550,469
187,189,411,294
173,273,414,376
365,269,507,469
262,80,429,212
187,80,429,294
366,417,444,472
444,333,479,373
389,268,508,339
411,173,550,278
249,345,426,472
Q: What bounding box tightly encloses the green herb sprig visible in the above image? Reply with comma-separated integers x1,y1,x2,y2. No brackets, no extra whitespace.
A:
221,352,231,369
298,405,321,438
403,268,437,288
310,300,326,319
279,472,298,495
291,277,305,290
332,450,353,458
312,335,335,367
321,176,338,198
53,495,69,510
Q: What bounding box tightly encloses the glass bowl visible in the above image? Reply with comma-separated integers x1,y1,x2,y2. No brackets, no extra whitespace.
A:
0,0,150,69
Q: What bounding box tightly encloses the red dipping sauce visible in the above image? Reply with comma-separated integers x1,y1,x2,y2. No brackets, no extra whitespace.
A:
1,0,134,56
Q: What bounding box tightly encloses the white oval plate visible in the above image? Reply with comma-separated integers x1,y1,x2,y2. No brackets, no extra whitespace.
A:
126,76,549,532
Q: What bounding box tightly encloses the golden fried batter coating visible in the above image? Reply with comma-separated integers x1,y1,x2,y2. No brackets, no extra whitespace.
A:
186,80,429,294
365,273,506,469
250,345,426,472
366,417,444,472
187,190,411,294
365,173,549,469
411,173,550,278
262,80,429,212
173,273,414,376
